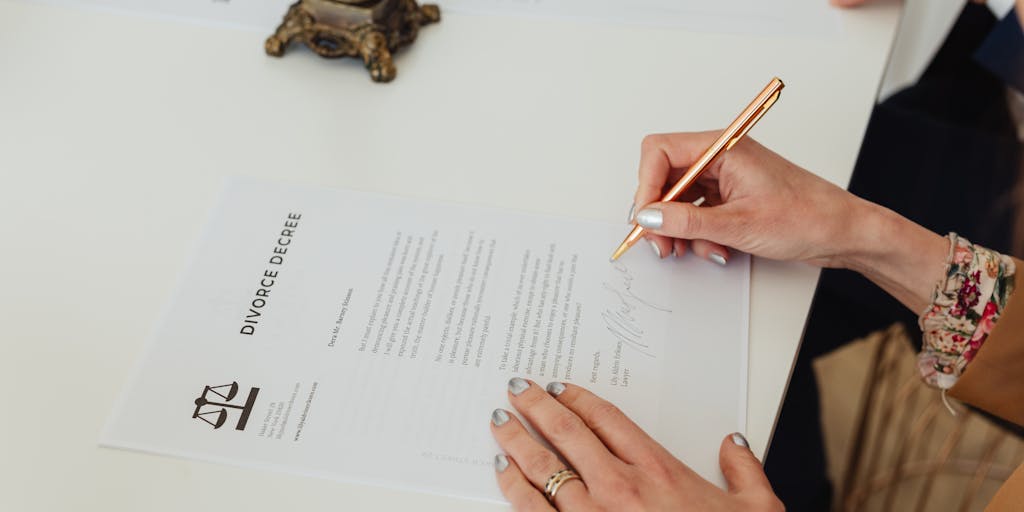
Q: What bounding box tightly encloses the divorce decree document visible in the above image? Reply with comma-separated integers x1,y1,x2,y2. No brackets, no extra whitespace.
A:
102,178,749,502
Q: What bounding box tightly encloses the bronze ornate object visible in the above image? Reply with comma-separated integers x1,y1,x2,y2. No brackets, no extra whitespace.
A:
265,0,439,83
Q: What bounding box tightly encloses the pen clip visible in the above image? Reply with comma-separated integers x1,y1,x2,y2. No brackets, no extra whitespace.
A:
724,89,781,151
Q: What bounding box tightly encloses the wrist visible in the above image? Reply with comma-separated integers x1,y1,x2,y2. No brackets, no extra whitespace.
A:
835,199,948,312
832,197,901,272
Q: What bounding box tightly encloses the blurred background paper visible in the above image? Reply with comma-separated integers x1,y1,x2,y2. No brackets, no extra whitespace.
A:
26,0,293,30
441,0,839,36
22,0,839,36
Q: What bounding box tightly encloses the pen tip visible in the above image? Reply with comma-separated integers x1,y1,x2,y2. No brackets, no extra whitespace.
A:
609,245,627,262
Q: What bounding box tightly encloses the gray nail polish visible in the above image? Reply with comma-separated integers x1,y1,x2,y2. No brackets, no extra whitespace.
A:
508,377,530,396
709,253,727,266
495,454,509,472
546,382,566,396
627,203,636,224
491,408,510,426
647,239,662,259
731,432,749,448
636,208,663,229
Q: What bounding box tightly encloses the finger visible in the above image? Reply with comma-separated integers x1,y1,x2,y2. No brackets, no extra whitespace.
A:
719,433,774,495
545,382,676,468
689,239,730,266
493,455,557,512
830,0,870,7
635,131,723,209
677,188,708,205
645,235,670,260
635,201,740,249
643,194,709,260
546,471,590,512
672,238,688,259
491,408,593,510
505,379,621,480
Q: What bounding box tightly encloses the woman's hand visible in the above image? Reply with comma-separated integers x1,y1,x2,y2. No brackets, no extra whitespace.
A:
632,132,948,312
490,378,783,512
633,132,870,267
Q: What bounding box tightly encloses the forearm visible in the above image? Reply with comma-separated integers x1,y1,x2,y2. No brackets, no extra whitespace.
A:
834,197,949,313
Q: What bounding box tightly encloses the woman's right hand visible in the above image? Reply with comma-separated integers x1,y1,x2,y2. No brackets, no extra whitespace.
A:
632,131,949,312
633,131,870,268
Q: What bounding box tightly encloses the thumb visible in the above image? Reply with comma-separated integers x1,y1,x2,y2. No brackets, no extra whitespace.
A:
719,433,774,495
635,201,738,247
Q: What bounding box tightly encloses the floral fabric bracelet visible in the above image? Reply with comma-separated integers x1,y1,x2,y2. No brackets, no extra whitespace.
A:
917,233,1016,389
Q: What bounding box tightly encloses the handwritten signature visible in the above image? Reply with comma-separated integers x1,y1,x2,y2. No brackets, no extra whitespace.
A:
600,262,670,357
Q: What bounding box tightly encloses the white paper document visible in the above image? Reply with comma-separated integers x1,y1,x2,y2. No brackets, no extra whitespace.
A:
24,0,836,37
102,178,749,502
440,0,838,37
26,0,294,30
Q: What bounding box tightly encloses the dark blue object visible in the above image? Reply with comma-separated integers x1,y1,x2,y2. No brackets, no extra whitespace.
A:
975,8,1024,93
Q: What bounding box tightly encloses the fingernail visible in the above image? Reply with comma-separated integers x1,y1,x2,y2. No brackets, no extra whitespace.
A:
627,202,636,224
491,408,510,426
546,382,566,396
731,432,749,448
692,196,707,207
636,208,663,229
495,454,509,472
709,252,727,266
508,377,530,396
647,239,662,259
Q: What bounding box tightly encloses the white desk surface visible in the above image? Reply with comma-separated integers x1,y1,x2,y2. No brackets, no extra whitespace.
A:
0,1,902,510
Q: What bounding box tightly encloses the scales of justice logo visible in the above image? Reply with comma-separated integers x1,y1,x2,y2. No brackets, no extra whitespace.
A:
192,381,260,430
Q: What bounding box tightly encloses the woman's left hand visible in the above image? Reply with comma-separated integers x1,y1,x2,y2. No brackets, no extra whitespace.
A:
490,378,783,511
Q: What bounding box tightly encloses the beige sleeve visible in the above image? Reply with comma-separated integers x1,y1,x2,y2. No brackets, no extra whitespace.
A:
985,463,1024,511
948,258,1024,427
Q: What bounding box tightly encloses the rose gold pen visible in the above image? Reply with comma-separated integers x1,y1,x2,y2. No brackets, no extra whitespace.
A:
609,77,784,261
